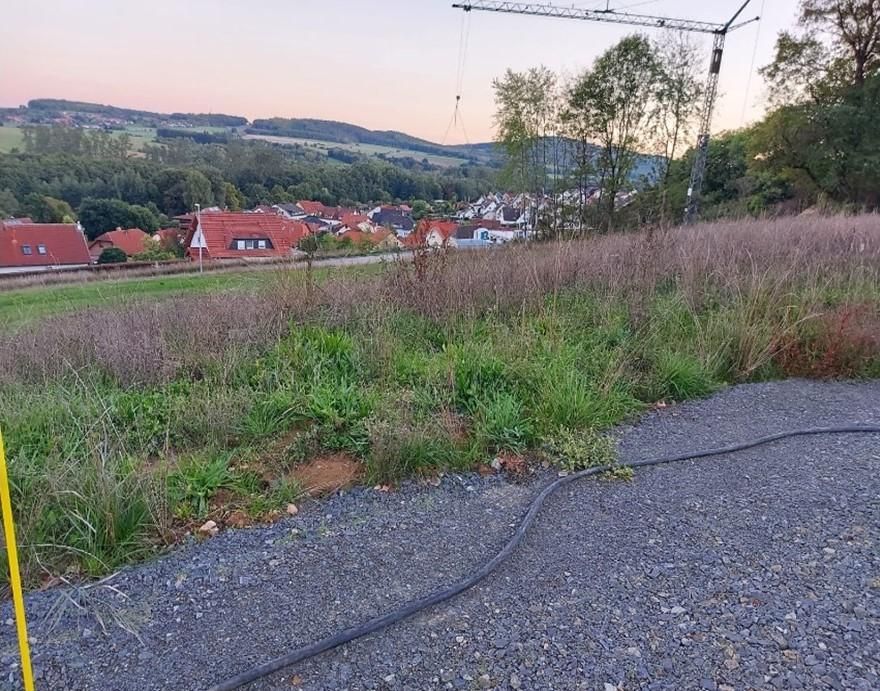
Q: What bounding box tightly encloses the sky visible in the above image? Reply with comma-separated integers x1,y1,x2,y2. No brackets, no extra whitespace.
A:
1,0,800,145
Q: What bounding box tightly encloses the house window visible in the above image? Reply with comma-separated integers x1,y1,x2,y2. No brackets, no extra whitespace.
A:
37,244,47,255
21,245,32,255
232,238,272,251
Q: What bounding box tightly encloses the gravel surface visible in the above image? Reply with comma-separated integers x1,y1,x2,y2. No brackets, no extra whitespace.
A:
1,380,878,691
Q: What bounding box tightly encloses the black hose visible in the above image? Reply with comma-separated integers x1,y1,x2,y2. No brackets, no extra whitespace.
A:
209,424,880,691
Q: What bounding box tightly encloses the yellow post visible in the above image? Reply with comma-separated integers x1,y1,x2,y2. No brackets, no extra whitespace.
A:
0,428,35,691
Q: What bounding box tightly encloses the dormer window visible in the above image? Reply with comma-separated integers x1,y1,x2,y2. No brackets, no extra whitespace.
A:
21,244,32,255
233,238,272,250
37,244,47,255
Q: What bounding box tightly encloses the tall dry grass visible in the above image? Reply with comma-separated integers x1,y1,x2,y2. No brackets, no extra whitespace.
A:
2,214,875,387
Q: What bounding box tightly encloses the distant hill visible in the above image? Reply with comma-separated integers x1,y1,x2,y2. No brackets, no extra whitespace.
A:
9,99,247,128
0,100,659,180
248,118,499,165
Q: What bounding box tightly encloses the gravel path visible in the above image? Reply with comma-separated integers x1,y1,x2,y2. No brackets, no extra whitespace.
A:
2,380,878,691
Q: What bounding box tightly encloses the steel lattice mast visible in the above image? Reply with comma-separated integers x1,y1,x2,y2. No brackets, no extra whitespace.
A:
451,1,759,223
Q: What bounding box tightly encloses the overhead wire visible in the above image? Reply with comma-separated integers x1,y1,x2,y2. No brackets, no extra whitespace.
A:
740,0,767,125
443,9,472,145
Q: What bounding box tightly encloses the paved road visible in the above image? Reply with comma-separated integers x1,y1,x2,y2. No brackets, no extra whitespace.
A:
2,380,878,690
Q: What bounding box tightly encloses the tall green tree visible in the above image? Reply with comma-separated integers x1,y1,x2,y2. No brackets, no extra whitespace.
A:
23,194,76,223
493,66,569,237
566,35,662,230
77,198,160,239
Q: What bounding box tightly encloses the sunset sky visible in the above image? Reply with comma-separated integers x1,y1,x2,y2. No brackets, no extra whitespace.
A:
2,0,798,145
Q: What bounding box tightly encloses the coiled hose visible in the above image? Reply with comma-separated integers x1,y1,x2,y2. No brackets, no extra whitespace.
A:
209,424,880,691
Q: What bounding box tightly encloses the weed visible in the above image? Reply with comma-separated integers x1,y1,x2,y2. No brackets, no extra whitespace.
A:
654,351,719,401
474,392,535,454
544,427,618,473
168,452,233,518
2,214,879,587
366,420,459,485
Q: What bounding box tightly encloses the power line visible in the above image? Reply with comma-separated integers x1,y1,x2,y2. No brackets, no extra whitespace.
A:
740,0,767,126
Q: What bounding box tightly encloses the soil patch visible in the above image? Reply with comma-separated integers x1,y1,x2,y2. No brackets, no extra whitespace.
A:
291,453,363,496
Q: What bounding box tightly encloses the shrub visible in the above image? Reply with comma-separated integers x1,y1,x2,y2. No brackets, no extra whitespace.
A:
168,451,233,518
97,247,128,264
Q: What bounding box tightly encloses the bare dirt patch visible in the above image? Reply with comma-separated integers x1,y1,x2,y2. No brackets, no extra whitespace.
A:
291,453,363,496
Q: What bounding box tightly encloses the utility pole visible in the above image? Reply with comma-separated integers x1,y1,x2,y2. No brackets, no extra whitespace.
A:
452,1,759,223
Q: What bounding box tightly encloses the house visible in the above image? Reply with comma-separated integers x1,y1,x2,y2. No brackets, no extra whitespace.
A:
295,201,355,222
88,227,151,259
249,205,278,215
339,228,401,250
339,213,371,230
296,200,329,217
369,207,415,233
273,203,307,220
154,228,184,253
404,220,460,249
184,212,311,261
0,220,91,274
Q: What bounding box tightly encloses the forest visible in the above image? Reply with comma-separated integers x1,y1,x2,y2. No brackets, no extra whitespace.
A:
0,128,496,237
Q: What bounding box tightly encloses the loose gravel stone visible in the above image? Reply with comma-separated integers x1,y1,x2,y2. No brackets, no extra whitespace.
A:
0,380,878,691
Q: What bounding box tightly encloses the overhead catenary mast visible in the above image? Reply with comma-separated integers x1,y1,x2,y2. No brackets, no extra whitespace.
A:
451,1,759,223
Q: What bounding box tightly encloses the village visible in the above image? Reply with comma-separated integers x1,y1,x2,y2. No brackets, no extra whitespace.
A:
0,194,538,275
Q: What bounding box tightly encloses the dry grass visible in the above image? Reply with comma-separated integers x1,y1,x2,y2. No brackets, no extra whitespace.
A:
3,214,876,387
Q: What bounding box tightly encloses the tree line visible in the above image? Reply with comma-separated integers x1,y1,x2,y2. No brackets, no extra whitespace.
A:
0,132,497,238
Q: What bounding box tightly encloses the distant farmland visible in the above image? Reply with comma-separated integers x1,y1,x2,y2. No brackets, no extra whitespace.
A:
0,125,157,154
0,126,25,153
242,133,473,168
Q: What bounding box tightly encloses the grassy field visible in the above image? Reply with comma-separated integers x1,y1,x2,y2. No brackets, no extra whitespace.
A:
0,126,25,153
242,133,471,168
0,270,273,328
0,125,157,154
0,216,878,587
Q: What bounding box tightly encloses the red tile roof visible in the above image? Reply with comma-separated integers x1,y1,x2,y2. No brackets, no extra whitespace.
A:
340,213,369,228
0,222,91,269
297,200,326,216
339,228,397,246
296,201,357,221
428,221,459,240
89,228,150,257
183,213,311,260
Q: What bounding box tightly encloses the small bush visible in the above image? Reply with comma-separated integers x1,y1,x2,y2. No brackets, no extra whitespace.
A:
449,344,514,413
240,388,302,440
366,420,459,485
775,304,880,378
97,247,128,264
307,381,374,454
